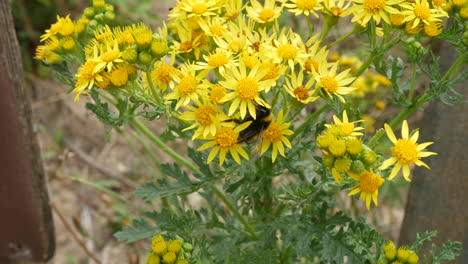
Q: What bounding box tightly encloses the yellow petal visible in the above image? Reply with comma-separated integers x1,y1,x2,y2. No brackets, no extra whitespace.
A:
402,165,411,182
384,123,397,144
410,130,419,143
415,160,430,169
332,169,343,184
417,142,434,151
348,187,361,196
418,151,437,157
388,163,401,180
401,120,409,139
219,149,227,166
379,157,397,170
207,147,219,164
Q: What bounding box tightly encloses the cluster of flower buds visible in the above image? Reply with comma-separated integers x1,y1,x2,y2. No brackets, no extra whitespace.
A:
378,241,419,264
84,0,115,31
463,21,468,46
316,110,380,185
147,234,194,264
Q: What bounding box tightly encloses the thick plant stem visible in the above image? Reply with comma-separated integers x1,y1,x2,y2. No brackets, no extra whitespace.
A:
130,117,203,176
290,104,331,141
441,53,466,82
129,117,258,240
407,63,417,102
146,70,162,105
326,26,358,48
367,94,432,148
211,185,258,239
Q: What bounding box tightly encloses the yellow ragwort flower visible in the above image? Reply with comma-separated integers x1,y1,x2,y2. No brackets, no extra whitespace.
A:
322,0,352,17
348,170,385,209
314,62,356,103
246,0,283,23
180,100,228,139
346,0,403,26
165,64,209,109
325,110,365,136
219,61,274,119
197,123,251,165
267,29,309,70
400,0,447,29
284,0,323,17
379,120,437,181
260,110,294,162
285,70,319,104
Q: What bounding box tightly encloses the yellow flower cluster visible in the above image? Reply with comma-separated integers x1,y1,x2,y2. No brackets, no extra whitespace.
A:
155,0,365,165
35,14,87,64
317,111,384,209
345,0,450,37
148,235,193,264
379,241,419,264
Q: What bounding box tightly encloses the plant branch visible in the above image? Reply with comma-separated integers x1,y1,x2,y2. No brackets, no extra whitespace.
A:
51,202,103,264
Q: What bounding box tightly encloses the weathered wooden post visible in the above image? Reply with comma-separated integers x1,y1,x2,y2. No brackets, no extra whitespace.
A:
0,2,55,263
399,42,467,263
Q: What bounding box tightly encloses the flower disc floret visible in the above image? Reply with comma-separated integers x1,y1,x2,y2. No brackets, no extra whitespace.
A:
208,52,229,67
346,138,363,154
397,246,410,261
297,0,316,9
192,3,208,14
215,127,238,149
178,76,198,96
294,86,309,101
237,77,259,100
264,123,282,143
413,4,430,19
359,171,383,193
162,252,176,264
392,139,418,164
334,158,351,173
209,85,227,104
259,9,276,22
167,240,182,253
278,44,298,60
364,0,387,13
348,170,384,209
321,76,339,93
153,241,167,255
195,105,216,126
110,67,128,87
329,139,346,156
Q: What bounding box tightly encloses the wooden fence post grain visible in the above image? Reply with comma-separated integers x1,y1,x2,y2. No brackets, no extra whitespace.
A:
0,1,55,263
398,42,467,263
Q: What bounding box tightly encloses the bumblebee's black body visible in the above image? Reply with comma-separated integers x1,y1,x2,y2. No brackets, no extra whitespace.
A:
230,105,273,144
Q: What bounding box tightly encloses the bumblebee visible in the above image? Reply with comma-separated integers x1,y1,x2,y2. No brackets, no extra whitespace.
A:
228,104,273,144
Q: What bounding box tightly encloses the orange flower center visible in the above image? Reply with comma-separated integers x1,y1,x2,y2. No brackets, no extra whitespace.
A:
359,171,384,193
413,4,431,19
178,75,198,96
259,9,275,22
195,105,215,127
364,0,386,13
263,123,283,143
320,76,338,93
237,77,259,100
277,44,298,60
392,139,419,164
215,127,238,149
294,85,309,101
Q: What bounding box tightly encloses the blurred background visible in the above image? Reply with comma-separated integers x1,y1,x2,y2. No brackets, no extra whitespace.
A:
10,0,466,263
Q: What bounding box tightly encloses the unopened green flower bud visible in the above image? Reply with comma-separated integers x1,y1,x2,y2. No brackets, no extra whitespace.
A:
361,149,377,165
122,46,138,63
105,4,114,12
84,7,95,18
104,11,115,21
350,160,365,173
151,38,168,56
88,19,98,29
322,155,335,168
183,243,193,252
405,37,416,44
138,51,153,65
95,13,105,22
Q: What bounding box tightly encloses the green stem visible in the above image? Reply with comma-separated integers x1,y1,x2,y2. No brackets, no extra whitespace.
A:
71,175,144,211
130,117,258,239
326,26,358,48
441,53,466,82
146,70,162,105
407,63,417,102
211,185,258,239
367,94,432,148
130,117,203,176
290,104,331,141
319,22,333,45
307,16,314,38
